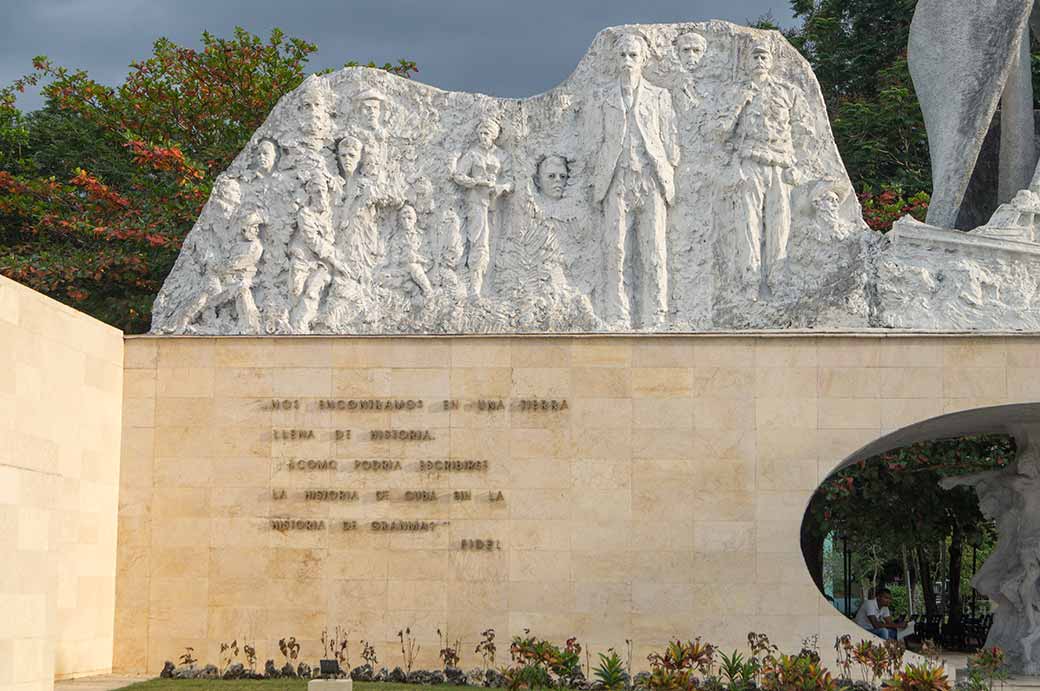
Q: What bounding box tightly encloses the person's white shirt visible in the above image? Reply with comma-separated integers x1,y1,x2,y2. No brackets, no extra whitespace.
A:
854,598,891,630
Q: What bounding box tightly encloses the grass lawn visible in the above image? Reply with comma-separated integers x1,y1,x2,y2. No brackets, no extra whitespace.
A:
121,682,468,691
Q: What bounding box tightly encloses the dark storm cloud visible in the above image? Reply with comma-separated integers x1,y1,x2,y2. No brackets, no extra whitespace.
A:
1,0,794,110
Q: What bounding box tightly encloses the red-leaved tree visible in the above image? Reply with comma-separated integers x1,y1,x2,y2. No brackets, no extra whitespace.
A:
0,27,415,331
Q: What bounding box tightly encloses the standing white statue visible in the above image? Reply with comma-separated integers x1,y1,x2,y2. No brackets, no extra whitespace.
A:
718,40,814,299
315,134,367,331
943,442,1040,674
289,189,341,333
347,89,400,273
590,31,679,329
909,0,1037,229
451,117,514,299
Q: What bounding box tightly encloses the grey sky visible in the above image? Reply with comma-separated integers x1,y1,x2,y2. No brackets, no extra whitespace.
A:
2,0,795,111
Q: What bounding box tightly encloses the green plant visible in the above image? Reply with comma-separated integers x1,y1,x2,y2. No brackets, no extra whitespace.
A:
968,647,1008,691
475,628,497,671
747,632,778,659
438,628,461,668
398,628,417,673
718,650,758,691
647,639,717,691
178,646,197,667
278,636,300,666
860,189,929,232
557,637,583,679
886,662,951,691
219,639,239,673
833,635,853,680
506,662,554,691
361,639,378,667
647,668,697,691
883,640,907,678
322,627,350,669
243,642,256,672
504,631,588,689
798,635,821,664
760,654,839,691
647,639,716,675
594,650,629,690
852,639,889,684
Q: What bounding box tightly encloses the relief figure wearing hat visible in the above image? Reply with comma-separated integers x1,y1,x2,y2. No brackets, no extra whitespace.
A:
451,116,513,300
716,39,814,300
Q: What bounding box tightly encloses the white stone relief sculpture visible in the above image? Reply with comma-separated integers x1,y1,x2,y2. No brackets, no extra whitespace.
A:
876,215,1040,330
868,0,1040,330
676,31,707,74
534,154,570,201
165,193,265,334
717,41,815,301
591,31,679,329
385,204,433,302
977,189,1040,244
452,117,514,300
673,32,709,128
151,21,879,335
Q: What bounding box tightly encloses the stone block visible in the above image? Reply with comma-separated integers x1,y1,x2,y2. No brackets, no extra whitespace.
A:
818,367,881,398
818,338,880,367
755,340,818,367
942,367,1008,398
572,366,632,398
572,340,633,367
757,366,817,398
818,398,882,430
880,398,944,431
305,674,355,691
943,340,1007,368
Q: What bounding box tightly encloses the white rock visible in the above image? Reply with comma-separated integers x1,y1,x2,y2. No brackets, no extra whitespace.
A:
150,20,871,335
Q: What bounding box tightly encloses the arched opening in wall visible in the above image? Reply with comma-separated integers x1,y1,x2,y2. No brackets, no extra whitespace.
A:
800,404,1040,654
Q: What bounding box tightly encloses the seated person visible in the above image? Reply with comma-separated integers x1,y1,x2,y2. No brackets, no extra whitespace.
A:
854,588,907,640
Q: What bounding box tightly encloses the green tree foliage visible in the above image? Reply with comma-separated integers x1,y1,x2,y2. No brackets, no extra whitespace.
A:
810,435,1014,621
784,0,931,198
788,0,918,105
0,28,416,331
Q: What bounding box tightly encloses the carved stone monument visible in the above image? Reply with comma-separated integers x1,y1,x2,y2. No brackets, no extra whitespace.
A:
151,17,1040,334
150,21,872,335
873,0,1040,331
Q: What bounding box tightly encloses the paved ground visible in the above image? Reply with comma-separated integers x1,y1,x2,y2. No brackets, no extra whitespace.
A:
55,675,151,691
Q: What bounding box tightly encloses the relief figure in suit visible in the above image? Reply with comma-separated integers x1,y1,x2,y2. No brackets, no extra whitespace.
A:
590,31,679,329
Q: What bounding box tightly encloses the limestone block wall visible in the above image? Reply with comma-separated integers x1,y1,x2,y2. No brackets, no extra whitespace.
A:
0,275,124,690
115,334,1035,674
